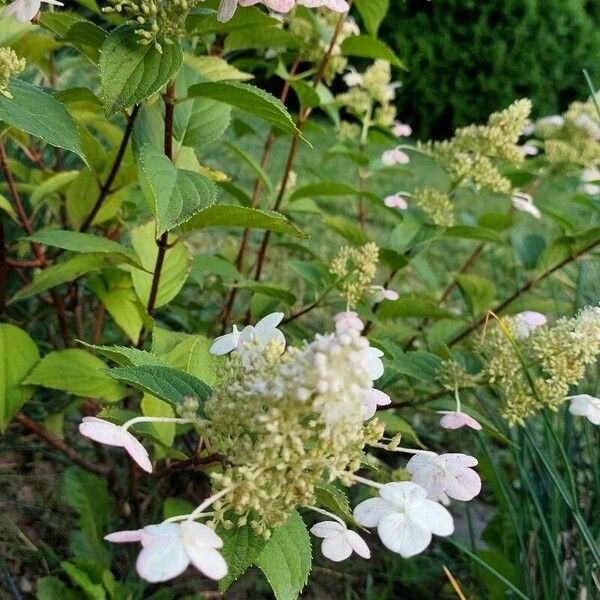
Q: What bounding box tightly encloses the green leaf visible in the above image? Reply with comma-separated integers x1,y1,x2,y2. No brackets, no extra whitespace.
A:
322,215,369,245
378,293,459,320
223,141,273,193
30,171,80,207
0,324,40,431
99,25,183,115
341,35,406,70
443,226,504,244
181,205,309,239
61,562,106,600
10,255,107,303
104,365,211,414
63,467,110,568
137,144,216,236
27,229,144,269
354,0,389,36
186,81,299,136
184,55,253,82
130,221,192,309
289,182,357,201
376,412,426,448
456,274,496,316
0,80,87,164
78,343,165,367
290,80,320,109
314,483,352,520
234,282,296,305
37,576,79,600
255,511,312,600
0,193,18,222
218,524,268,591
141,392,175,447
23,349,126,402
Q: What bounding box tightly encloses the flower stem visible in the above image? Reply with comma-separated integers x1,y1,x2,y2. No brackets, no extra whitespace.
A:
122,416,193,431
307,505,346,526
348,473,382,489
188,486,237,521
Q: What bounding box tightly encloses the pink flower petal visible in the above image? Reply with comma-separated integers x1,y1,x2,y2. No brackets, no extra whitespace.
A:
187,546,228,580
104,529,143,543
123,436,153,473
439,411,482,431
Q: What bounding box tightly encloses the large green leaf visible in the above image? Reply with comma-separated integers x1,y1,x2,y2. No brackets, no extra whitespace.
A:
23,349,126,402
354,0,389,36
10,255,107,303
186,81,299,136
182,205,308,239
340,35,407,70
255,511,312,600
0,324,40,431
99,25,183,115
314,483,352,520
130,221,192,309
377,293,460,320
78,343,165,367
289,182,357,201
0,79,86,164
27,229,143,269
218,524,268,591
456,274,496,317
136,144,216,236
104,365,211,415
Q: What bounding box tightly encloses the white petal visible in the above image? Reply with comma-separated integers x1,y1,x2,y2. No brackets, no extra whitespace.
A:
443,466,481,501
346,530,370,559
310,521,344,539
41,0,63,4
353,497,394,527
364,347,385,380
409,499,454,536
187,546,228,580
377,512,432,557
79,418,130,448
2,0,25,17
16,0,41,21
141,523,182,547
321,534,353,562
407,456,448,501
210,331,239,355
255,311,284,331
379,481,427,506
217,0,238,21
123,435,153,473
136,539,189,582
104,529,143,543
181,521,223,549
440,453,478,468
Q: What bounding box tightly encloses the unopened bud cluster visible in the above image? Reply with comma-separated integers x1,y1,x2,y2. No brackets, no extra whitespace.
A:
0,47,25,98
412,187,455,227
204,328,384,536
104,0,198,50
483,306,600,425
330,242,379,306
437,358,479,391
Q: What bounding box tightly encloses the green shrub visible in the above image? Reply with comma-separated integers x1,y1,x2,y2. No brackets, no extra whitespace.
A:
382,0,600,138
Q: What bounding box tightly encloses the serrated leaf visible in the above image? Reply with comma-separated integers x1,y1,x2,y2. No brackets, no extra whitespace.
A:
315,483,352,520
185,55,253,82
104,365,211,414
341,35,406,70
24,350,126,402
10,255,107,303
218,524,268,591
186,81,299,136
181,205,309,239
255,511,312,600
0,80,87,164
27,229,144,269
99,25,183,115
78,342,165,367
137,144,216,236
0,324,40,431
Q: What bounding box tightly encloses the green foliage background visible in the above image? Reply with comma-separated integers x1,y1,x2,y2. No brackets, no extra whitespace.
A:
382,0,600,138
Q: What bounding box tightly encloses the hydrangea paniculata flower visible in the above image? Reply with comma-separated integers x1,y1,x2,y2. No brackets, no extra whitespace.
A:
392,122,412,138
384,193,408,210
106,521,227,582
512,192,541,219
353,481,453,557
568,394,600,425
439,411,482,431
406,453,481,502
382,148,410,166
310,521,370,561
2,0,62,22
513,310,547,339
217,0,349,22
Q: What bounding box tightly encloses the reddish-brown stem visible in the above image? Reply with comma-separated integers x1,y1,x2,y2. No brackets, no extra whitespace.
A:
248,10,350,302
6,257,45,268
136,83,175,348
92,302,106,345
79,105,140,233
217,57,302,333
14,412,109,476
0,140,71,346
448,236,600,347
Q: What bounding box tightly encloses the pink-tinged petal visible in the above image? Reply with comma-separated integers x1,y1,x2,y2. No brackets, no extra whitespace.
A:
2,0,25,17
353,497,394,528
16,0,41,21
377,512,432,557
382,289,399,300
181,521,224,549
136,539,189,583
310,521,344,538
264,0,295,12
104,529,143,543
122,435,153,473
406,455,447,501
321,534,353,562
188,547,228,580
217,0,238,21
409,499,454,536
440,453,478,468
140,523,182,546
346,530,370,559
79,418,130,448
41,0,63,4
363,347,384,380
444,466,481,501
440,412,482,431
